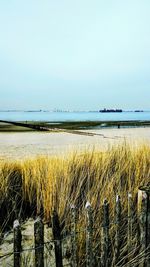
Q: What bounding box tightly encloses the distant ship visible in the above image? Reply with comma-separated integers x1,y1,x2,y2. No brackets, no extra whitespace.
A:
99,108,123,113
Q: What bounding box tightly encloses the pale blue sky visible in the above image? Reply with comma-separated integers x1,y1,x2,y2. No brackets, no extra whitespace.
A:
0,0,150,110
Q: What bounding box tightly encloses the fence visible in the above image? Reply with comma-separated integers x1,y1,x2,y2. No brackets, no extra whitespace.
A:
0,187,150,267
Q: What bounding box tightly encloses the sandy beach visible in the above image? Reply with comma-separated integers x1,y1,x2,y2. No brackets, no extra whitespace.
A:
0,127,149,160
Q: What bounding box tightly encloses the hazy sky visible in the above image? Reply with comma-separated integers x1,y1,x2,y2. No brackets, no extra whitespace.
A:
0,0,150,110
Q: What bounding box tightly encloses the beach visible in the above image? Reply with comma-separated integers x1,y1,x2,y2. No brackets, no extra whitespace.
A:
0,127,150,160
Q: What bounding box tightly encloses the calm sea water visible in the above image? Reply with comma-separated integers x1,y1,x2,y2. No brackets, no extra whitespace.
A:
0,111,150,122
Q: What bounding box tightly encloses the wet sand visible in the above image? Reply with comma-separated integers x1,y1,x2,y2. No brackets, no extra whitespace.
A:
0,127,150,160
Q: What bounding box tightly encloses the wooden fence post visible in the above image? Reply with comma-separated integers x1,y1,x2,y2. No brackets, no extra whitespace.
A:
128,192,134,261
34,217,44,267
71,205,77,267
147,188,150,267
101,199,110,267
14,220,22,267
114,195,121,265
85,202,93,267
138,186,150,267
52,210,63,267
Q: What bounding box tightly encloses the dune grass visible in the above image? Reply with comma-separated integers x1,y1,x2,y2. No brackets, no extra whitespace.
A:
0,143,149,265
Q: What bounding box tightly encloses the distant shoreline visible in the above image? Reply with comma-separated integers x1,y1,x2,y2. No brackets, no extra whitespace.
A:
0,110,150,112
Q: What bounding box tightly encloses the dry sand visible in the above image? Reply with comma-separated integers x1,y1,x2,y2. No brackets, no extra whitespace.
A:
0,127,150,160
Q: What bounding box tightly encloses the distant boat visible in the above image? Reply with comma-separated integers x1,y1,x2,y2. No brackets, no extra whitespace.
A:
99,109,123,113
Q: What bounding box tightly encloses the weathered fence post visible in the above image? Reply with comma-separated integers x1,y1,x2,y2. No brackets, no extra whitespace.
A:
147,188,150,267
101,199,110,267
114,195,121,265
71,205,77,267
34,217,44,267
85,202,93,267
52,210,63,267
138,186,150,267
14,220,22,267
128,193,134,260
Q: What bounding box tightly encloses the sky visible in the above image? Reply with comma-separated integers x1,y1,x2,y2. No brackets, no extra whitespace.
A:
0,0,150,111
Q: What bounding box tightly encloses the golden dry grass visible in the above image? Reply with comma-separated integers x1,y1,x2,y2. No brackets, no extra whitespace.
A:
0,143,150,266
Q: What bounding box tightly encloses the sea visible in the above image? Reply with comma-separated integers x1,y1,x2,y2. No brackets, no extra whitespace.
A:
0,111,150,122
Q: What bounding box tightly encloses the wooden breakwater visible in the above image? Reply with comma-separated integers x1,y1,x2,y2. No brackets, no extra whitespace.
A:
0,187,150,266
0,120,50,131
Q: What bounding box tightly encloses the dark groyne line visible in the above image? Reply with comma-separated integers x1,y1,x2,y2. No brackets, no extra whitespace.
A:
0,120,50,131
